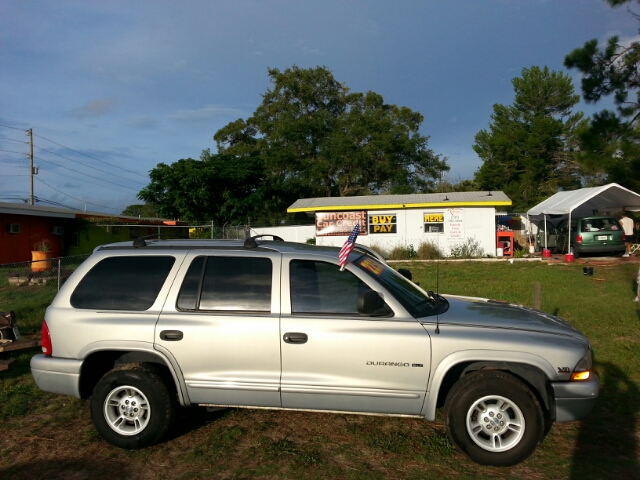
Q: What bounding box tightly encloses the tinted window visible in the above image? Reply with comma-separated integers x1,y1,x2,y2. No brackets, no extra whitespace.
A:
354,256,448,317
181,256,272,312
71,256,175,310
176,256,205,310
290,260,373,315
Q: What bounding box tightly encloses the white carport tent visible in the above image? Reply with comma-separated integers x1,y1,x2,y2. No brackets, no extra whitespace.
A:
527,183,640,252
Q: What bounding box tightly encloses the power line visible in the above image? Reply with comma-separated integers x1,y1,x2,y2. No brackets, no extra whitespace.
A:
34,196,76,210
33,133,149,179
34,176,120,211
0,149,28,156
34,162,139,194
0,137,28,144
0,124,25,131
33,155,140,192
34,145,146,186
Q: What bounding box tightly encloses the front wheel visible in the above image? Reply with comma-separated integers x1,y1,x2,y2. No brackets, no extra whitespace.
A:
444,370,545,466
90,363,177,449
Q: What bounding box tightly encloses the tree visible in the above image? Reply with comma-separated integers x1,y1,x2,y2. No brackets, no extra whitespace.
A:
564,0,640,191
473,66,587,211
137,150,276,224
215,66,449,199
121,203,159,218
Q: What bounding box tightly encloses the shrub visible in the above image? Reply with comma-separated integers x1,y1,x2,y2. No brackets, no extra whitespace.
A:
449,237,485,259
367,243,388,260
305,238,316,245
416,241,444,260
388,244,417,260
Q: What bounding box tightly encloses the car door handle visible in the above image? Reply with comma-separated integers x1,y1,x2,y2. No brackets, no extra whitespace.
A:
160,330,183,341
283,332,308,344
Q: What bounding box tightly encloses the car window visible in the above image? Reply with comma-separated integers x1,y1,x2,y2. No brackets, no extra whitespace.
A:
71,256,175,311
290,260,376,315
177,256,272,312
581,218,620,231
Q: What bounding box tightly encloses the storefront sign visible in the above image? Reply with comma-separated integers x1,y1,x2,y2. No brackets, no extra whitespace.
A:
423,212,444,233
316,211,368,236
369,214,397,234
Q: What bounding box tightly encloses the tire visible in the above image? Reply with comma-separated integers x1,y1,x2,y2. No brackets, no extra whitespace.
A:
90,363,177,449
444,370,544,466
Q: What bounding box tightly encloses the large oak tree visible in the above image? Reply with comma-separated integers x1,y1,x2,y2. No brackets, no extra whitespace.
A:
139,66,449,224
215,66,449,199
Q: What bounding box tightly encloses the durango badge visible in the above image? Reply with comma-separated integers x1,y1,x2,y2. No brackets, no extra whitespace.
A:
366,361,410,367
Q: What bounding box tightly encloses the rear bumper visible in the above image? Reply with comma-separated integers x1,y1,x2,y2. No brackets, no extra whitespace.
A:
551,375,599,422
574,244,625,254
30,354,83,398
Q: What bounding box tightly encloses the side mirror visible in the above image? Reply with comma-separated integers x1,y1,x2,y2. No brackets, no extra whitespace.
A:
357,290,391,316
398,268,412,280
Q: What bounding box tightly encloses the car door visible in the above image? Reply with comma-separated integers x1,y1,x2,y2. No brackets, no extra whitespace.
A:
279,256,431,415
155,251,282,407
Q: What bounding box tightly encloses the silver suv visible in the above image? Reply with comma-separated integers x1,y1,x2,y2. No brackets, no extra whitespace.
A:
31,236,598,466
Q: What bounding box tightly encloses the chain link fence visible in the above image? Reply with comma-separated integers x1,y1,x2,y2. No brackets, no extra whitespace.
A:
186,224,250,240
0,254,90,291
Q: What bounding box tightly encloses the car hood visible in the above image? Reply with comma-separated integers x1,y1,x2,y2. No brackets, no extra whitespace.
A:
436,294,585,339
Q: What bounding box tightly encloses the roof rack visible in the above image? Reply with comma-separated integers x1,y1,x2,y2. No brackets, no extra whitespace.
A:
132,234,163,248
243,234,284,249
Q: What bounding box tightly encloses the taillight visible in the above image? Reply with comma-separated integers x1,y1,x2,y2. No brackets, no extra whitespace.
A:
41,320,52,356
622,234,626,241
575,235,582,244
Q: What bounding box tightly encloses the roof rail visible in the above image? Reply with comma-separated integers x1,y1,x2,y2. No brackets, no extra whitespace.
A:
243,234,284,249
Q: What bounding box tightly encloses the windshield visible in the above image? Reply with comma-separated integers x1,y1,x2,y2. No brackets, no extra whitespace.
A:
353,255,448,318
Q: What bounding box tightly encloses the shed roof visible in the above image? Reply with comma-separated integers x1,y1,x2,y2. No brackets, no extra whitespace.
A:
0,201,181,224
526,183,640,218
287,191,511,213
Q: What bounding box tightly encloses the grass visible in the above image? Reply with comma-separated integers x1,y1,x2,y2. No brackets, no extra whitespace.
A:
0,259,638,479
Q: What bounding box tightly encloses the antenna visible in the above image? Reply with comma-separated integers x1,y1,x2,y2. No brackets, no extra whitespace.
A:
435,257,440,334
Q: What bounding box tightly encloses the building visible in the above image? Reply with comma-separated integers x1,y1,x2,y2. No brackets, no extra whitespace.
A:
0,202,187,264
283,191,512,256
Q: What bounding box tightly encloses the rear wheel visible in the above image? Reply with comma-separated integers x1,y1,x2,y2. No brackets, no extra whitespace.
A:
444,370,545,466
90,363,177,449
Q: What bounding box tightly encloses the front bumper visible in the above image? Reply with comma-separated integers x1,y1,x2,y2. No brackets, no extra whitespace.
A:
30,354,83,398
551,374,599,422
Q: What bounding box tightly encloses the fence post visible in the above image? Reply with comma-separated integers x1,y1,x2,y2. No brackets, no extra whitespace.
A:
57,257,61,290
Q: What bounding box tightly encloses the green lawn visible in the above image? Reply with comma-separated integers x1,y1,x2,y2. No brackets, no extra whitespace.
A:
0,259,638,479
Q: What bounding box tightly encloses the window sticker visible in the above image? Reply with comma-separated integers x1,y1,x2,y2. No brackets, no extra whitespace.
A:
358,257,384,276
369,214,397,234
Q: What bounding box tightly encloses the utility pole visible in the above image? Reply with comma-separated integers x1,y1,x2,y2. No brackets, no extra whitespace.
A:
27,128,34,205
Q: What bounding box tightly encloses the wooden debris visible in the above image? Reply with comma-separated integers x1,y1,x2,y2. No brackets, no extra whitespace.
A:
0,358,16,371
0,338,41,353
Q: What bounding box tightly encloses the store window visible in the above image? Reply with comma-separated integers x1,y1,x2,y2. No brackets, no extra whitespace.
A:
368,214,397,234
424,212,444,233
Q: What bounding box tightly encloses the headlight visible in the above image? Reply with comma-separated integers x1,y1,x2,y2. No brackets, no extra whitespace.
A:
570,351,593,381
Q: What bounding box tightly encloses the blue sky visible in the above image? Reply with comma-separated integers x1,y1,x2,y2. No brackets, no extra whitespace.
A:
1,0,637,214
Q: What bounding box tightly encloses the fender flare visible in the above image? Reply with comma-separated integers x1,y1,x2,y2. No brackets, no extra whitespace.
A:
422,349,556,421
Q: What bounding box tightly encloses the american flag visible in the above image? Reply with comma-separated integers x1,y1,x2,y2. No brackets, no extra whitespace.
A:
339,223,360,270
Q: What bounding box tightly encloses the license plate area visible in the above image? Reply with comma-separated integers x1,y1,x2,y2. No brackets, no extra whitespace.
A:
596,235,608,241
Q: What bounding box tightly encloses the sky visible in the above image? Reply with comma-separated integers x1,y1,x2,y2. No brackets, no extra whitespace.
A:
1,0,638,214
